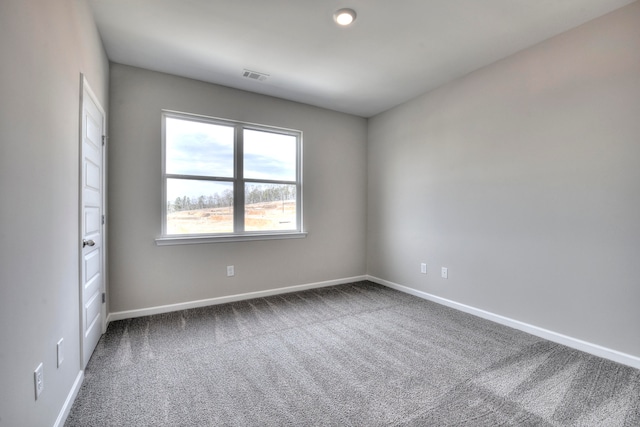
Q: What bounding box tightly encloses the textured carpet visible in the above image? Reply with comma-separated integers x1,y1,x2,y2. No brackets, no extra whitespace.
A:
65,281,640,426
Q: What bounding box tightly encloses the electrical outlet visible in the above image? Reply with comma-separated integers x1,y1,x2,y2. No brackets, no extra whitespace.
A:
441,267,448,279
57,338,64,368
34,363,44,400
226,265,235,277
420,263,427,274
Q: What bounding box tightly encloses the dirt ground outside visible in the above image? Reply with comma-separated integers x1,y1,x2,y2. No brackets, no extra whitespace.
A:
167,200,296,235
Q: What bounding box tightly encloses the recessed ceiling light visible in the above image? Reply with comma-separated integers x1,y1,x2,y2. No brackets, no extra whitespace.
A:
334,8,356,26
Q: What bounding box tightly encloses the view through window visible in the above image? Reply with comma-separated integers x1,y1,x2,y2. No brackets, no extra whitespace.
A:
163,112,301,237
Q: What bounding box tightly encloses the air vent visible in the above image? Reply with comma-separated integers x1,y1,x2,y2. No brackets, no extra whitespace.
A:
242,69,269,82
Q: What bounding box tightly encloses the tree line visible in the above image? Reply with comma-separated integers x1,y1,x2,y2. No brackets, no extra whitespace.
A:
168,184,296,213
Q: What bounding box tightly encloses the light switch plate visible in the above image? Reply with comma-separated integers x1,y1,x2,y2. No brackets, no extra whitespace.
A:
57,338,64,368
34,363,44,399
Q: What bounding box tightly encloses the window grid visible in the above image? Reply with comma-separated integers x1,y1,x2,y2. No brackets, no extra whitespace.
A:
161,110,302,240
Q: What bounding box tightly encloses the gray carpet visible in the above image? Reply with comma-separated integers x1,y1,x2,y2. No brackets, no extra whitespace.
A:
65,281,640,426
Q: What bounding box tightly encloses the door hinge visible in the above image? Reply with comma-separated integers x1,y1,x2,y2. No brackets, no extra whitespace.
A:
102,215,105,225
102,293,106,304
102,135,108,146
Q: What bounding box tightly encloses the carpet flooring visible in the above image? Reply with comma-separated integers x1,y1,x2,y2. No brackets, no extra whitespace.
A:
65,281,640,426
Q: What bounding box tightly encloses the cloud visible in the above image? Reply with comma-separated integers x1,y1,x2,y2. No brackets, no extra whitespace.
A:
244,130,296,181
166,118,234,177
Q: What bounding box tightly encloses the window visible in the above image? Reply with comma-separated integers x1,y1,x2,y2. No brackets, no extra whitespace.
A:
157,111,304,244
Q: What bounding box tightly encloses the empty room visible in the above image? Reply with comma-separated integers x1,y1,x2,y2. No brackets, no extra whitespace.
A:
1,0,639,426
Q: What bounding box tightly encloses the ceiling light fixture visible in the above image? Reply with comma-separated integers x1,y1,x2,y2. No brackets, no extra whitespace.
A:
334,8,356,26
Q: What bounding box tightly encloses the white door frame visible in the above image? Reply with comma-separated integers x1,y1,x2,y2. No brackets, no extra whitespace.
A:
79,74,108,369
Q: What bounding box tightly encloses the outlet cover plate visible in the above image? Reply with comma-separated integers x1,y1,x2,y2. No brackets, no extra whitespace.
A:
226,265,235,277
441,267,448,279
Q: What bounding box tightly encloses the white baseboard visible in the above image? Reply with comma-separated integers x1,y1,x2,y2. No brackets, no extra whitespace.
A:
368,275,640,370
54,370,84,427
107,275,368,323
106,274,640,369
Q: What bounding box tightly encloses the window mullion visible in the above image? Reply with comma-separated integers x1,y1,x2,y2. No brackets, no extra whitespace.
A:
165,174,234,182
234,125,245,233
244,178,297,185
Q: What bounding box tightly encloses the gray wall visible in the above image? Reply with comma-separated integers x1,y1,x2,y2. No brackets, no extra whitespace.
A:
0,1,109,426
108,64,367,313
367,2,640,358
1,3,637,425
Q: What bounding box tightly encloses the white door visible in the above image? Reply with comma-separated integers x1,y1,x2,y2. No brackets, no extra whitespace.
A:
80,77,106,368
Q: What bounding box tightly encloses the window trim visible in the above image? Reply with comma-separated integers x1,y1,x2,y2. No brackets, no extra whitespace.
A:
156,110,305,245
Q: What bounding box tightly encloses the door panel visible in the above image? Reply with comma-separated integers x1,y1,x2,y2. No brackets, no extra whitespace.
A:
84,250,100,283
85,207,101,235
81,79,105,368
85,161,101,191
85,292,101,331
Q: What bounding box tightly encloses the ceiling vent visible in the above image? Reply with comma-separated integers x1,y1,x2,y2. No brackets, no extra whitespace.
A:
242,69,269,82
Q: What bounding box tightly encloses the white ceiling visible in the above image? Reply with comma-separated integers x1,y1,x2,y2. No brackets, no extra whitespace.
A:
89,0,635,117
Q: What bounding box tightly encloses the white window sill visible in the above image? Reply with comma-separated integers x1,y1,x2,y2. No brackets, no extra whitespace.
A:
155,231,307,246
